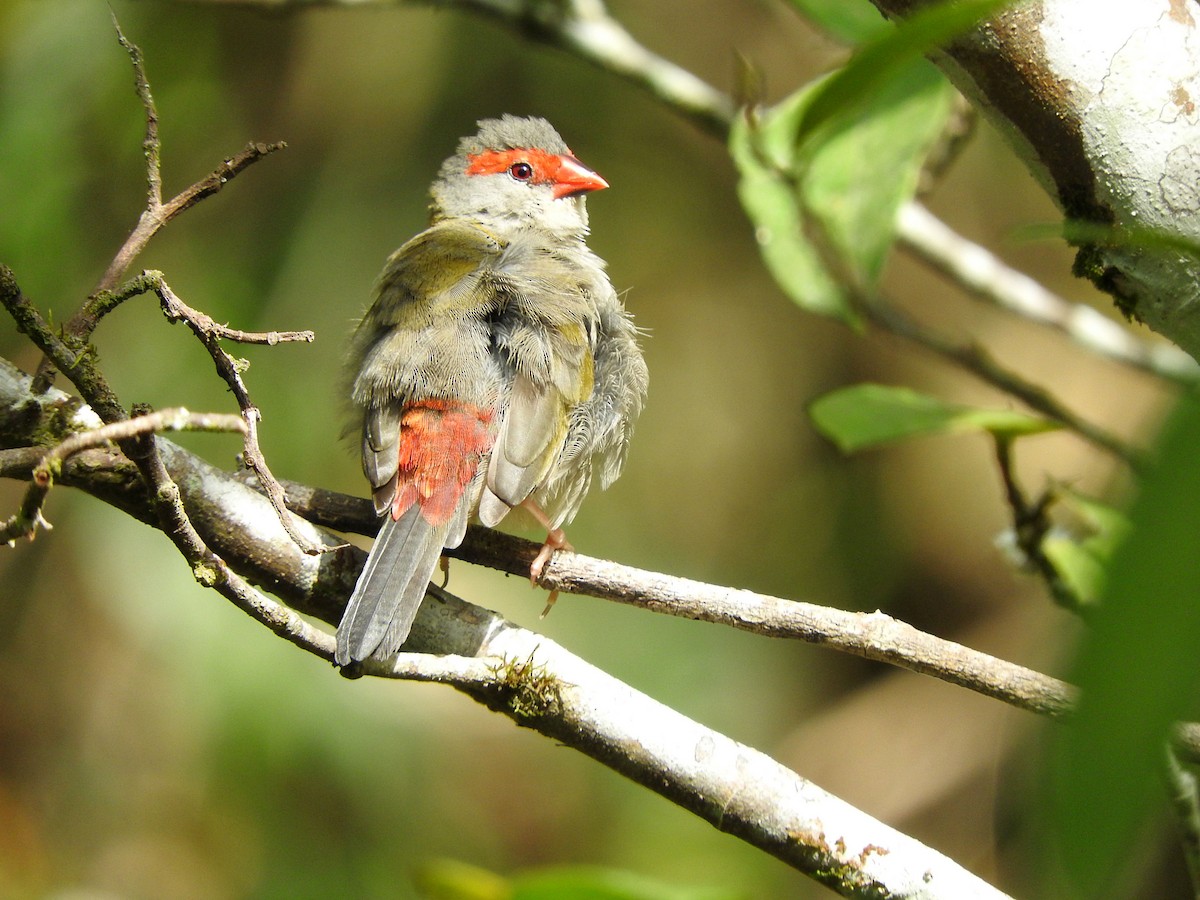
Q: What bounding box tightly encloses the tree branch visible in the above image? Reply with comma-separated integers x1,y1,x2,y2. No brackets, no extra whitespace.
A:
0,354,1016,897
897,202,1200,383
0,406,245,544
869,0,1200,359
381,592,1016,899
33,18,286,394
450,524,1080,719
0,354,1081,723
863,298,1144,466
146,271,326,554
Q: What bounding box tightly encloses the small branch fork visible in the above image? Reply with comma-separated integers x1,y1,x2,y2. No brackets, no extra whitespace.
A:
88,270,326,555
991,436,1079,610
0,407,245,545
4,19,323,565
152,274,324,553
98,15,286,297
31,14,287,396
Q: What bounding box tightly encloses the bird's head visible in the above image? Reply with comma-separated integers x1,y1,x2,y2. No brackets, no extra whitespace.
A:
430,115,608,236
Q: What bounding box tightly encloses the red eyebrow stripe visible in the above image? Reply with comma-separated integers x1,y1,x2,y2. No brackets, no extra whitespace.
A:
465,148,565,182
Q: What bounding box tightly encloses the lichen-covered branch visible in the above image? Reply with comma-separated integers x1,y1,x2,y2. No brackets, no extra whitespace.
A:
0,354,1013,898
0,406,245,544
870,0,1200,358
383,596,1016,899
0,354,1080,723
95,18,285,295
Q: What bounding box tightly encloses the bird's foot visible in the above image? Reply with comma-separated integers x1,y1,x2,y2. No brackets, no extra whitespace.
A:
529,526,572,586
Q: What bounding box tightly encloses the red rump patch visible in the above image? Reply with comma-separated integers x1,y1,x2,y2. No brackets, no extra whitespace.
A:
393,400,494,526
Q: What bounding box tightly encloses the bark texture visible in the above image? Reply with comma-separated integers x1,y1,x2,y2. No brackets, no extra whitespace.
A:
875,0,1200,357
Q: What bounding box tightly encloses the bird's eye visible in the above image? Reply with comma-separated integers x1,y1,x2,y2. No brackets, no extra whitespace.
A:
509,161,534,181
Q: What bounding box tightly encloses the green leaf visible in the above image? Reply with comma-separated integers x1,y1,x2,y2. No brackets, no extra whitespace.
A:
730,59,954,323
1041,488,1132,608
786,0,889,44
808,383,1058,453
1047,393,1200,897
416,859,509,899
513,866,740,900
795,0,1016,150
1016,219,1200,263
805,59,954,284
730,101,850,323
415,861,738,900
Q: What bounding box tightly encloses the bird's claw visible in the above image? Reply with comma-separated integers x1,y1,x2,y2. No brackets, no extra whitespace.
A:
529,527,572,585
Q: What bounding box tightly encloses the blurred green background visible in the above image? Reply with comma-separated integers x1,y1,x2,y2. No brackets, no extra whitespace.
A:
0,0,1182,897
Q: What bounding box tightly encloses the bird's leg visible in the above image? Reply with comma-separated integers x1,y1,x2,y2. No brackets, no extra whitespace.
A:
519,499,573,585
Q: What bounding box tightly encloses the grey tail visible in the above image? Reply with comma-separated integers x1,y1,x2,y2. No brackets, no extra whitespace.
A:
335,505,444,666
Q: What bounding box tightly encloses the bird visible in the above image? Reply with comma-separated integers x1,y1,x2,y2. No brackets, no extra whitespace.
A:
336,115,647,667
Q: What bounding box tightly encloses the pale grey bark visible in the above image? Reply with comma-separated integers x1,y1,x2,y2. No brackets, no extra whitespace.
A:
874,0,1200,357
0,354,1013,899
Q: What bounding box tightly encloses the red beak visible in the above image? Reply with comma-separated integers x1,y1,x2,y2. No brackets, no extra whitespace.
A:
552,155,609,199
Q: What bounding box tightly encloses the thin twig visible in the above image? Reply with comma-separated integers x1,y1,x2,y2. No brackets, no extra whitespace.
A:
0,407,245,544
898,202,1200,384
150,275,327,554
94,139,286,295
864,298,1145,467
125,426,337,659
113,12,162,211
80,268,313,345
36,406,244,477
992,435,1083,610
451,525,1080,719
153,274,314,345
32,17,286,395
96,16,285,294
